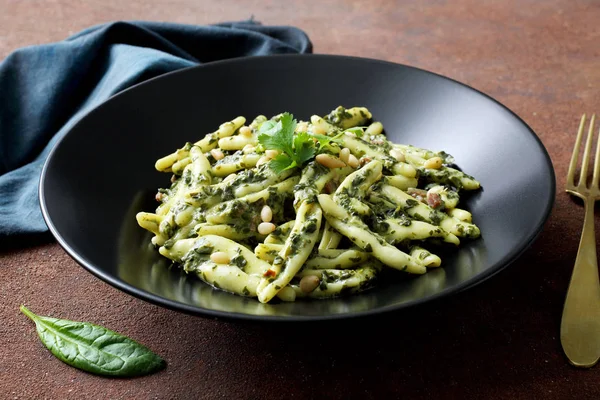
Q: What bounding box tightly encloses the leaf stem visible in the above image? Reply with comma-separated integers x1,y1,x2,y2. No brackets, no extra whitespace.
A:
20,305,37,321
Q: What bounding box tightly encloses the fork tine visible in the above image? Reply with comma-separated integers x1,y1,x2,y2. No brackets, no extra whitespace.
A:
578,114,596,187
592,115,600,189
568,115,587,187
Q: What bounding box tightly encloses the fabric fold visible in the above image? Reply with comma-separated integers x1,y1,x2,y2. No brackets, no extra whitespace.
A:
0,20,312,246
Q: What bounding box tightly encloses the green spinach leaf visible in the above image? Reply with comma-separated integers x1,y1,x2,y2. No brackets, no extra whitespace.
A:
20,305,165,377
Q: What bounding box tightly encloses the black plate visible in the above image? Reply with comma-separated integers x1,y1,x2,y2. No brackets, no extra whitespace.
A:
40,55,555,321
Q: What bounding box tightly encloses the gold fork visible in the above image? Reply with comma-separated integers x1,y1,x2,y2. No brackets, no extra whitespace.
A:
561,114,600,368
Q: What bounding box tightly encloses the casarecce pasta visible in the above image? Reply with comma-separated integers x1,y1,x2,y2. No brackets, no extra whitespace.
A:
137,106,481,303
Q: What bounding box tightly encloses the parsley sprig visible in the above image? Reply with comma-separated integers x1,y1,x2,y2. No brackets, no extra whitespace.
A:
257,113,363,173
257,113,314,173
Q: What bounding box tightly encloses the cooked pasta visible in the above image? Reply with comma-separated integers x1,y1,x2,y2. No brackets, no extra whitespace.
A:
137,106,481,303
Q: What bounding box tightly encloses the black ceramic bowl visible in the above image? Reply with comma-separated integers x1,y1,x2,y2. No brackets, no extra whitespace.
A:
40,55,555,321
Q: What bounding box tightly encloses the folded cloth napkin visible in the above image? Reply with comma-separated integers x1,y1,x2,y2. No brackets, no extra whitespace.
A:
0,20,312,248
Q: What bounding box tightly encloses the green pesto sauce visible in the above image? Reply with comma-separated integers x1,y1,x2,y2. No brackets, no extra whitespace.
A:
404,199,419,208
419,167,475,190
231,254,248,271
325,106,353,126
214,151,243,167
429,211,443,225
305,218,318,233
207,135,218,145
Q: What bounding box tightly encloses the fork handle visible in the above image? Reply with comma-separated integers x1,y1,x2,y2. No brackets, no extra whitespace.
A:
561,199,600,367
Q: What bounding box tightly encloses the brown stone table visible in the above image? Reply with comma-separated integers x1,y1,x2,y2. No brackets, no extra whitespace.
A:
1,0,599,398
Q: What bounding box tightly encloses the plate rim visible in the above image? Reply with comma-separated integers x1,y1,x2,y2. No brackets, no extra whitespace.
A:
39,53,556,321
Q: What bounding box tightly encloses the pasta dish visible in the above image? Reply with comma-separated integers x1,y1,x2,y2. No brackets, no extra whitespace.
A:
136,106,481,303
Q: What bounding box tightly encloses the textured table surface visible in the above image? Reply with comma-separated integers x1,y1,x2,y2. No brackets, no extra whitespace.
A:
1,1,599,399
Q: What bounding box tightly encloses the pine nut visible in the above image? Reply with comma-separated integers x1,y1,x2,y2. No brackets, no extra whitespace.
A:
300,275,320,293
242,144,256,153
210,251,230,264
210,149,224,161
315,154,346,169
423,156,443,169
390,149,406,163
258,222,276,235
312,125,326,135
339,148,350,164
239,126,252,137
261,205,273,222
347,154,359,168
265,149,279,159
366,122,384,135
359,156,372,167
223,173,237,183
296,122,309,132
250,115,267,129
256,156,269,166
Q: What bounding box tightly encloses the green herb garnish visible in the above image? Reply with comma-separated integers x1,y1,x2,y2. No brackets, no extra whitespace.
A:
309,131,346,148
20,305,165,377
258,113,316,173
258,113,365,173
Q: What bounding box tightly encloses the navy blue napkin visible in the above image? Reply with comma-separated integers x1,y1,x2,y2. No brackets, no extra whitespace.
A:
0,20,312,248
